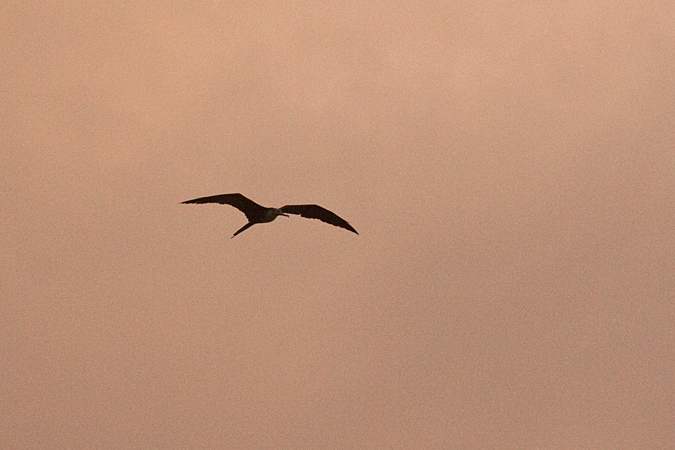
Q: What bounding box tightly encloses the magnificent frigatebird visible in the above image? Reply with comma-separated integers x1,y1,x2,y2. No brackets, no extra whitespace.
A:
182,193,358,238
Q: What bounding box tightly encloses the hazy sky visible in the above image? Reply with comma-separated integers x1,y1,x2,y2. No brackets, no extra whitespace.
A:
2,1,674,449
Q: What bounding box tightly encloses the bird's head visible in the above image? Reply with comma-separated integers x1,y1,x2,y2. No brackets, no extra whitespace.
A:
274,208,289,217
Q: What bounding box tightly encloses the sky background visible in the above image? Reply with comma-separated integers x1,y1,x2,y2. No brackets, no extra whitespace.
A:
2,1,674,449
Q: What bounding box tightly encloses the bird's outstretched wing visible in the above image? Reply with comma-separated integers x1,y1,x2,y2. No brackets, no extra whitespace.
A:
280,204,358,234
182,193,266,221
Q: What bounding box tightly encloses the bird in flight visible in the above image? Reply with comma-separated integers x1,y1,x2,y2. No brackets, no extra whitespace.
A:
182,193,358,238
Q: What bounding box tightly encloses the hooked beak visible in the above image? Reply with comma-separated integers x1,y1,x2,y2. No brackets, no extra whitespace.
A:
280,213,289,217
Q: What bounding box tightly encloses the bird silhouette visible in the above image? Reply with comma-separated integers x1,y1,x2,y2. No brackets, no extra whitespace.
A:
182,193,358,238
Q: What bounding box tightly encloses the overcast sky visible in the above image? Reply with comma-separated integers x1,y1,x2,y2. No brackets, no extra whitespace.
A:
2,1,674,449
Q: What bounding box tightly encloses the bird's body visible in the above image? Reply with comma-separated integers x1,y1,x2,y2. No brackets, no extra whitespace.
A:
182,193,358,238
262,208,286,223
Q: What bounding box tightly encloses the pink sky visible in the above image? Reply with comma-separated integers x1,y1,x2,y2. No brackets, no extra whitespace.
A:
2,1,674,448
